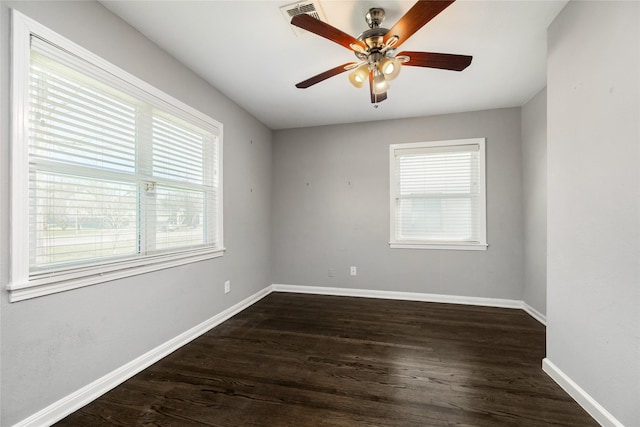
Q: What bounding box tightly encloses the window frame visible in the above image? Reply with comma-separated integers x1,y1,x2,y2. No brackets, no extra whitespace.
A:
9,10,224,302
389,138,487,251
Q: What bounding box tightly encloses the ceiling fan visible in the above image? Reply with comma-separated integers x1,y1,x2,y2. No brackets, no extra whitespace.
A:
291,0,472,105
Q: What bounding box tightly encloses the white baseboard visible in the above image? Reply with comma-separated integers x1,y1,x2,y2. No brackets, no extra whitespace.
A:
522,302,546,325
271,285,550,326
542,358,624,427
271,283,524,310
12,286,272,427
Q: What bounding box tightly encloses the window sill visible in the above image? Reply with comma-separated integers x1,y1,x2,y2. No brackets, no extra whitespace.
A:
389,242,488,251
7,247,225,302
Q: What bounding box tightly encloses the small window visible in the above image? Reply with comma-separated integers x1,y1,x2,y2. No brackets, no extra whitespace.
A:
9,11,224,301
389,138,487,250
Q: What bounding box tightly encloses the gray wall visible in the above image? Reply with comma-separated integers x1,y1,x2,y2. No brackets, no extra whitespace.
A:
547,1,639,425
272,108,524,300
0,2,272,425
521,88,547,316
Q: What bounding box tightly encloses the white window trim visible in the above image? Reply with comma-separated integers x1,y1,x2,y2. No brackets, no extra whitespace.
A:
389,138,487,251
9,10,224,302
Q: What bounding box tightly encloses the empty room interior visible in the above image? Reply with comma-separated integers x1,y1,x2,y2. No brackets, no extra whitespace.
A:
0,0,638,426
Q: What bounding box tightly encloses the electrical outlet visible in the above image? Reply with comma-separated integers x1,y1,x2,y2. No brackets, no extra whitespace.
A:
328,268,335,277
224,280,230,294
350,266,357,276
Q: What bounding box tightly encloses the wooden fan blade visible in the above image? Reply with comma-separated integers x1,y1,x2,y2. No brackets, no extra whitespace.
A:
295,62,357,89
384,0,455,48
291,14,365,50
398,51,472,71
369,71,388,104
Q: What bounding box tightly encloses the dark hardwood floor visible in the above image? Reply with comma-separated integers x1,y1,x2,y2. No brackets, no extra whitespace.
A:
55,292,597,426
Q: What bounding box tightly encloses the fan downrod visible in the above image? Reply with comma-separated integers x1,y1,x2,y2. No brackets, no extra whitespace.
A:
365,8,385,29
357,8,390,52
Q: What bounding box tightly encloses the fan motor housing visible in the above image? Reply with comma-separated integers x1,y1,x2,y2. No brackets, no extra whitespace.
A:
358,27,389,50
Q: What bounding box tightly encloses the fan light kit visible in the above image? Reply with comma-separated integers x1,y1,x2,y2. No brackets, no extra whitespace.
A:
292,0,472,105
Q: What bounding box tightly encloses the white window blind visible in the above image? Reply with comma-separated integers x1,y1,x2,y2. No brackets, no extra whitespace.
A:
389,139,487,250
10,11,223,301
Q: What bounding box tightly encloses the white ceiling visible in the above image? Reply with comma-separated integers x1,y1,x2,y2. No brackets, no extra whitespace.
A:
100,0,567,130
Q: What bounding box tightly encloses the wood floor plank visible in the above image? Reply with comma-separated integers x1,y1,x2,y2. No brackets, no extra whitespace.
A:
55,293,598,426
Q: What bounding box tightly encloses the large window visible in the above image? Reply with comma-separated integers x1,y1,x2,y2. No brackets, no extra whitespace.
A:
9,11,223,301
389,138,487,250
